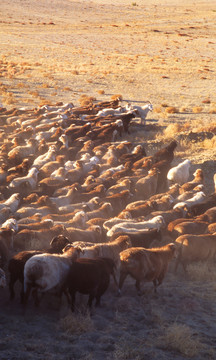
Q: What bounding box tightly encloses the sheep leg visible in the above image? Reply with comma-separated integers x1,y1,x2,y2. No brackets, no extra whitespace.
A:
32,288,40,307
153,279,158,293
9,274,17,300
118,270,128,294
135,279,142,296
95,295,101,307
23,283,32,307
87,293,95,308
70,292,76,312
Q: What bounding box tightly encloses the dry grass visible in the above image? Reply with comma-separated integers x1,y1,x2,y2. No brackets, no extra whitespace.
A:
156,323,203,357
165,106,179,114
78,94,96,106
187,261,216,282
59,310,94,335
192,106,203,113
162,123,182,138
113,336,143,360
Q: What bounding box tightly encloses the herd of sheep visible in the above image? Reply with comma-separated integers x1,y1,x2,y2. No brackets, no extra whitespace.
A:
0,96,216,312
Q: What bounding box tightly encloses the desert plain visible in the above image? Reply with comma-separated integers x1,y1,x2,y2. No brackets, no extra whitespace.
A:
0,0,216,359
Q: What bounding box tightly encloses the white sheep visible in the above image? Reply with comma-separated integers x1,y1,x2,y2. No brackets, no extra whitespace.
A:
126,102,153,125
95,106,127,117
0,193,20,214
167,159,191,186
1,218,18,232
58,196,100,214
107,215,165,237
49,188,77,208
173,191,206,210
23,245,82,306
9,167,39,190
32,145,56,169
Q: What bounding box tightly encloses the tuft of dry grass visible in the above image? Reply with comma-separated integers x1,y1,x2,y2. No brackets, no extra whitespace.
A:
97,89,105,95
165,106,179,114
162,123,182,138
187,261,216,281
113,336,143,360
59,310,94,335
111,94,123,101
78,94,96,106
157,323,203,357
192,106,203,113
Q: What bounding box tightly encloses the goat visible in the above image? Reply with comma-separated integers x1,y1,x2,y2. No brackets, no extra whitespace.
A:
126,102,153,125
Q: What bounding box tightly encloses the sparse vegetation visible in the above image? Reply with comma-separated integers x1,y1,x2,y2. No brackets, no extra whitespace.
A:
156,323,204,357
59,311,94,335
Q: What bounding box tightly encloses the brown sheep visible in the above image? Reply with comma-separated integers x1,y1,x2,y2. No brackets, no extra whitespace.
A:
14,224,69,250
170,220,209,240
135,168,159,200
119,243,176,294
179,169,204,194
152,140,177,165
175,234,216,273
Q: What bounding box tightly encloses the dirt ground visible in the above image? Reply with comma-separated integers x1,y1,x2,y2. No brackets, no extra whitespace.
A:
1,1,216,359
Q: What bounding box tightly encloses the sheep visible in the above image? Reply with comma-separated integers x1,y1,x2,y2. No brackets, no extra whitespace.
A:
118,200,157,219
0,193,20,214
102,189,133,215
66,257,116,311
58,196,100,214
7,138,38,165
170,220,209,240
32,145,56,169
186,192,216,217
195,206,216,223
103,216,135,232
175,234,216,273
152,140,177,165
146,207,187,227
95,106,126,117
1,218,18,232
110,228,162,248
174,185,204,203
9,167,39,190
118,243,176,295
49,187,78,208
14,224,69,250
85,202,113,220
135,168,159,200
23,245,82,307
17,219,54,232
151,159,172,193
179,169,204,194
8,234,70,302
106,215,165,238
106,178,132,196
80,235,132,271
173,191,206,211
167,159,191,186
67,225,102,244
0,228,15,267
126,102,153,125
